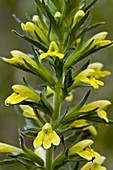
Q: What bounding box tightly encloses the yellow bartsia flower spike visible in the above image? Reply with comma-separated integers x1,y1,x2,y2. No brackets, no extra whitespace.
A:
33,123,60,149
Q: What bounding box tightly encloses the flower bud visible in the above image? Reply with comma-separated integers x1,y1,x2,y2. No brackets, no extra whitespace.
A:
54,11,62,22
72,10,85,28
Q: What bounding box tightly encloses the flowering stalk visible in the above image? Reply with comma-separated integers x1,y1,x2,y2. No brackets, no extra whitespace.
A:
0,0,113,170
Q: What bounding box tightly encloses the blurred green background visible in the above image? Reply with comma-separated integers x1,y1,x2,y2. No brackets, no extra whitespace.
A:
0,0,113,169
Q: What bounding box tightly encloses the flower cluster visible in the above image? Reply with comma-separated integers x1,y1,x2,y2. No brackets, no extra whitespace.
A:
0,0,112,170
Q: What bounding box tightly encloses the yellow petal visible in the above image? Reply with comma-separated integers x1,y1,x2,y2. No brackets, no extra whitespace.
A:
97,109,109,123
83,125,97,136
51,131,60,146
33,131,44,148
77,149,96,160
40,53,49,59
43,134,51,149
5,93,27,106
56,53,64,59
69,139,94,156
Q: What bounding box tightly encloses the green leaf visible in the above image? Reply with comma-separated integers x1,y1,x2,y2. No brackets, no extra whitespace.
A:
13,30,48,52
83,0,98,12
19,135,44,166
67,90,91,113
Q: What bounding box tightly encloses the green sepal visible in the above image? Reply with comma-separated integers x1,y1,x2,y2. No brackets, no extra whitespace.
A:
13,30,48,52
19,135,44,166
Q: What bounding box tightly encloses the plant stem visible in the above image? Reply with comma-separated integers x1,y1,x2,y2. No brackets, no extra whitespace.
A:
45,146,53,170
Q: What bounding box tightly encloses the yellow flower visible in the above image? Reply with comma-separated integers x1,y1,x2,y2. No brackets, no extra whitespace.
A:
69,139,96,160
82,32,111,51
0,143,23,153
21,22,48,43
74,68,104,89
20,105,38,120
80,100,111,123
2,50,37,69
70,119,97,136
88,62,111,78
33,123,60,149
5,84,40,106
80,152,106,170
40,41,64,59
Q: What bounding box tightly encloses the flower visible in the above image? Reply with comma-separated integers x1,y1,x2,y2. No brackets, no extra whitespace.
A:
20,105,38,120
33,123,60,149
88,62,111,78
0,143,23,153
79,100,111,122
2,50,38,69
80,152,106,170
82,32,111,51
74,68,104,89
21,22,48,43
70,119,97,136
5,84,40,106
69,139,96,160
40,41,64,59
